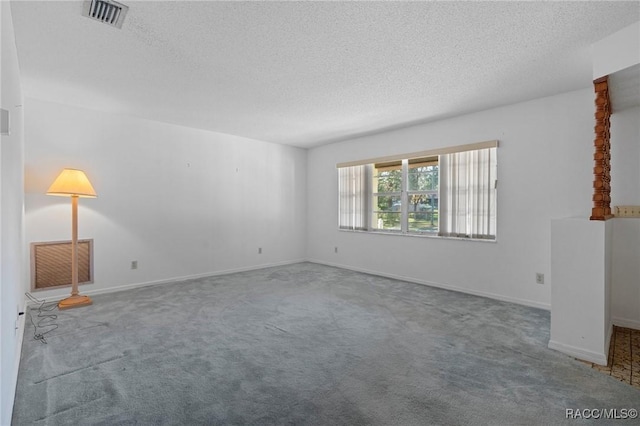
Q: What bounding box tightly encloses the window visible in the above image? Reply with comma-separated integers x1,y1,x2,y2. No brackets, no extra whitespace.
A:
407,157,439,233
338,141,497,240
372,161,402,231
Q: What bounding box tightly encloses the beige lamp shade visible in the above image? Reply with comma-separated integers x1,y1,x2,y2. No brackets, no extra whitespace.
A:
47,169,97,198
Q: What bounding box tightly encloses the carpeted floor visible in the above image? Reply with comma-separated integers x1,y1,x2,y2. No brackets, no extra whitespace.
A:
12,263,640,425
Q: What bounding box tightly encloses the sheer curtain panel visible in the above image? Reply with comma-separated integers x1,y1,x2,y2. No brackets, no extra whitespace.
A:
439,147,497,239
338,165,367,230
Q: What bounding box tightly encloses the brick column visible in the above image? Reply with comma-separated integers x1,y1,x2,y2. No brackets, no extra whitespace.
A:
590,76,612,221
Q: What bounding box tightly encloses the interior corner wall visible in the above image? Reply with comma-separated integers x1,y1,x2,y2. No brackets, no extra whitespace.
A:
307,89,594,309
24,98,307,299
611,106,640,206
610,105,640,329
1,1,26,424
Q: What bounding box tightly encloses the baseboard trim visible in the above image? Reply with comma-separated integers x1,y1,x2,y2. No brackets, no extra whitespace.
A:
612,317,640,331
548,340,607,365
26,259,307,305
307,259,550,311
25,258,550,312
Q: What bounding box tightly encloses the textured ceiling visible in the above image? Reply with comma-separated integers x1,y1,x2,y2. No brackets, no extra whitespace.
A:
10,1,640,148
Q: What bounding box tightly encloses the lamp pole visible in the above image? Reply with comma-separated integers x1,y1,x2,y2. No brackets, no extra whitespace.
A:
71,194,79,297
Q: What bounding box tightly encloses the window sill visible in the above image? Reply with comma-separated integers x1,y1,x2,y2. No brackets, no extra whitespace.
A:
338,228,497,243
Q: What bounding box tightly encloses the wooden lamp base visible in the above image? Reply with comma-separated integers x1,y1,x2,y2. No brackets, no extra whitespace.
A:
58,294,93,310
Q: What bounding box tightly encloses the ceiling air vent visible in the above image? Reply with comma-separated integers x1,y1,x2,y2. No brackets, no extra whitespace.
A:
82,0,128,29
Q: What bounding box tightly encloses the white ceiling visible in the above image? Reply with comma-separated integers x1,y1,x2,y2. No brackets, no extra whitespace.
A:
10,1,640,148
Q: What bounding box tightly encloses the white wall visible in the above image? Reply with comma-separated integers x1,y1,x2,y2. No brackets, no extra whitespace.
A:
592,21,640,79
307,89,595,309
612,218,640,329
610,106,640,329
24,98,307,299
0,1,26,424
549,218,612,364
611,106,640,206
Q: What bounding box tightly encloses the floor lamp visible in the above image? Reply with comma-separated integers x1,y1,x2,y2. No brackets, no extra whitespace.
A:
47,168,97,310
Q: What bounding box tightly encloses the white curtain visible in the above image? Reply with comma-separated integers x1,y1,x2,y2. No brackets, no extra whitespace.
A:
338,165,367,230
439,147,497,239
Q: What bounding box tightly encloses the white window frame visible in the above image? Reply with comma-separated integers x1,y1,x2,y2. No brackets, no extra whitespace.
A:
371,161,404,232
337,140,498,241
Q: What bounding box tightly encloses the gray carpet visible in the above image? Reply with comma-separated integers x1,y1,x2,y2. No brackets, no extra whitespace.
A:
12,262,640,425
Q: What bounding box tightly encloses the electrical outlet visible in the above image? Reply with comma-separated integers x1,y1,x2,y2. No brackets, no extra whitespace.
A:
131,260,138,270
334,247,338,253
536,273,544,285
258,247,262,254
